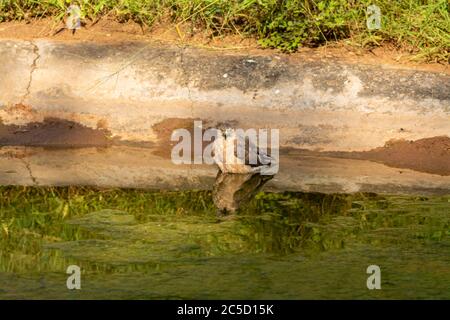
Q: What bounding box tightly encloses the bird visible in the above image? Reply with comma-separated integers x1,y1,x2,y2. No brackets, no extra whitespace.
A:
212,128,276,174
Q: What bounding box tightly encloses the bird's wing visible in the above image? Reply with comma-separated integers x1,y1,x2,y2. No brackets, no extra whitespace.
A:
257,152,273,165
232,134,273,167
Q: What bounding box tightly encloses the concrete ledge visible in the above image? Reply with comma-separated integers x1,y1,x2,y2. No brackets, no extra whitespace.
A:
0,39,449,193
1,146,449,195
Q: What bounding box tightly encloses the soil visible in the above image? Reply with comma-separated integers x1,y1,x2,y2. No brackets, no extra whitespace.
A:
0,17,447,75
151,118,217,160
321,136,450,176
353,137,450,176
0,117,112,147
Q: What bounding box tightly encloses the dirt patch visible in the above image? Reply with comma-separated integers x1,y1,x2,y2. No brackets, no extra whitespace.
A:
151,118,238,159
0,117,112,147
0,104,42,125
0,17,148,42
152,118,201,159
328,136,450,176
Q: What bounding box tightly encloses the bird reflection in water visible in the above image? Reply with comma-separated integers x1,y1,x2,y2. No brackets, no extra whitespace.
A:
212,171,273,216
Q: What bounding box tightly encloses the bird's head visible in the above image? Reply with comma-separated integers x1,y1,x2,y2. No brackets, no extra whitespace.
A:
223,128,235,139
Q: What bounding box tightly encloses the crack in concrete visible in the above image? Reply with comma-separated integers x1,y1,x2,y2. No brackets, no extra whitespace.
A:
19,158,38,186
21,40,40,104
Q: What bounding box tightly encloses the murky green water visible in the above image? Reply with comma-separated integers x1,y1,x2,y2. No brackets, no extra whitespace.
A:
0,187,449,299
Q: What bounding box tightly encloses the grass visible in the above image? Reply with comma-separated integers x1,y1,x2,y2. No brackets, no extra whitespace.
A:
0,187,217,272
0,0,448,62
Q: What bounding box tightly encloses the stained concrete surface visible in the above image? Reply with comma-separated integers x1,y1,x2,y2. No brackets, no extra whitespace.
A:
0,39,449,192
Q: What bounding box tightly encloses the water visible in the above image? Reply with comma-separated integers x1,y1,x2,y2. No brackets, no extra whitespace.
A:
0,186,449,299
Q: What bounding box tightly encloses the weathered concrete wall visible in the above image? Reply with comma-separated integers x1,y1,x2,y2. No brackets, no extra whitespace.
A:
0,39,449,193
1,39,449,149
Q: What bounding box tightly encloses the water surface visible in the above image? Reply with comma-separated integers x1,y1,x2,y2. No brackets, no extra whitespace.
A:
0,187,449,299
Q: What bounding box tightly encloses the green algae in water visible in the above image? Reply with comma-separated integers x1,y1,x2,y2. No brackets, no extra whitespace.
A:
0,187,449,299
